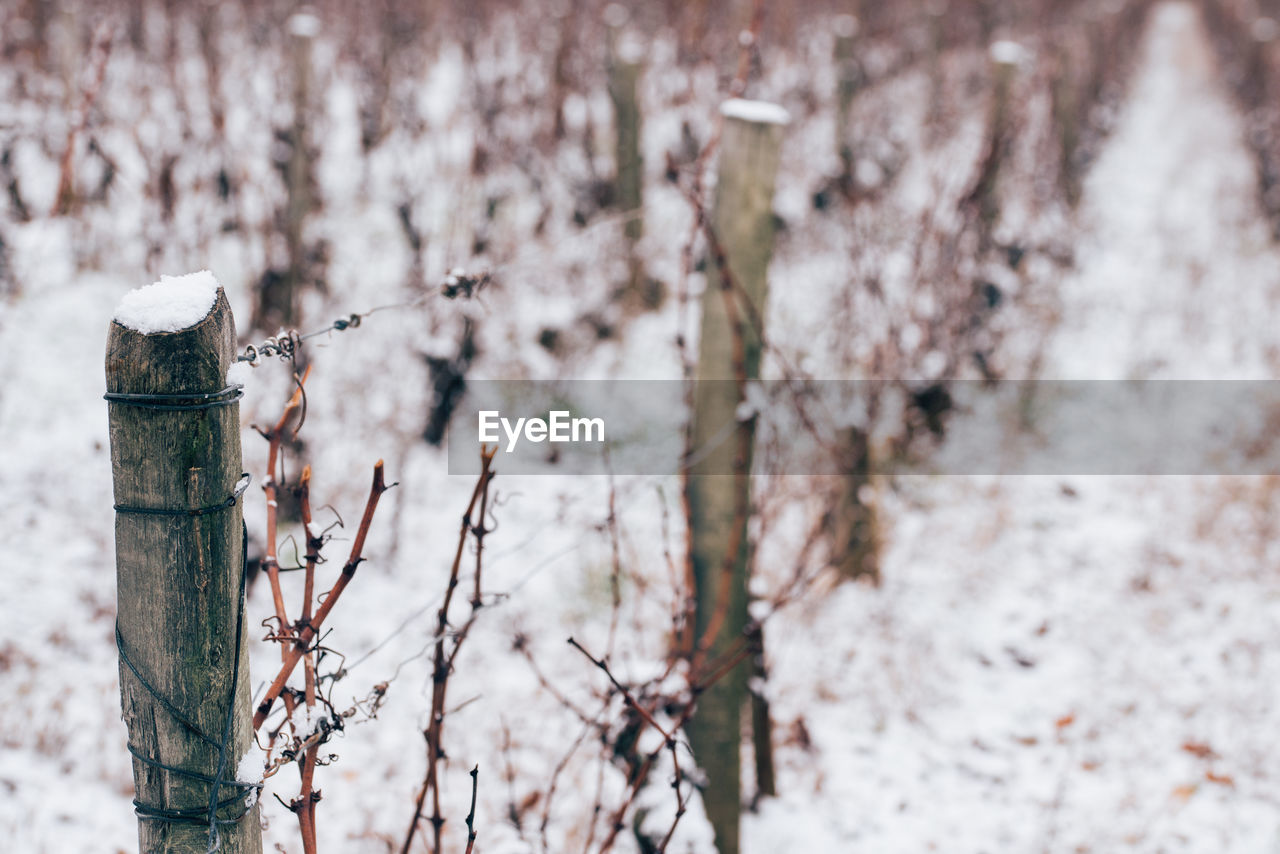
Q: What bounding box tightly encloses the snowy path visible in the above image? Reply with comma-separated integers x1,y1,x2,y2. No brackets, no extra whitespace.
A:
754,5,1280,853
1048,1,1280,379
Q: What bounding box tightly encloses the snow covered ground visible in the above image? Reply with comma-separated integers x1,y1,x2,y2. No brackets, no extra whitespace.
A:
2,2,1279,853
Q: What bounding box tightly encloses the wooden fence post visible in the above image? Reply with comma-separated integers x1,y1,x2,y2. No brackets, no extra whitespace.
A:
106,273,262,854
606,5,643,241
833,14,861,177
687,99,787,854
829,425,881,584
255,12,319,332
964,40,1022,249
606,3,650,303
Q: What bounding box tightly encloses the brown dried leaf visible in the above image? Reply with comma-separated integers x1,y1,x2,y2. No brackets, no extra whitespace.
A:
1205,771,1235,787
1181,741,1217,760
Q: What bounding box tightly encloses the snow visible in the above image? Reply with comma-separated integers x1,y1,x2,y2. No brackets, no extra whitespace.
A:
286,12,321,39
111,270,221,335
719,99,791,126
989,40,1029,66
237,746,265,787
236,744,265,810
833,14,860,39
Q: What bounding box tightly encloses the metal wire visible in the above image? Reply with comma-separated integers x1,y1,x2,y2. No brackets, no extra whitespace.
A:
114,473,251,518
104,384,244,411
236,269,490,367
115,520,260,852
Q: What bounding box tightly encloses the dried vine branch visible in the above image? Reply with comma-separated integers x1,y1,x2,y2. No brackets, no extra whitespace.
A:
401,447,496,854
290,465,324,853
253,460,392,730
257,367,311,681
464,765,480,854
243,374,397,854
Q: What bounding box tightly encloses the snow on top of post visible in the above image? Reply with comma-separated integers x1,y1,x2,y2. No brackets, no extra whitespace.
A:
989,40,1028,66
833,14,859,39
719,98,791,126
112,271,221,334
287,11,321,38
616,32,645,64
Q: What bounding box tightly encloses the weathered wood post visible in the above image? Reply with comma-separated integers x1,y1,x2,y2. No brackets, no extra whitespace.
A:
1049,37,1083,208
255,11,318,332
687,99,787,854
106,272,262,854
833,14,861,178
828,425,881,584
606,4,643,241
925,0,947,130
605,3,650,303
964,40,1022,249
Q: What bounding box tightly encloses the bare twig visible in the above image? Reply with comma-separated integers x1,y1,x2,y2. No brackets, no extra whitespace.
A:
254,461,392,730
256,366,312,658
401,448,496,854
464,765,480,854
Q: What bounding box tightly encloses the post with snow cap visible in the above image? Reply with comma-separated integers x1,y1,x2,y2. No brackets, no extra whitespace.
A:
833,14,861,176
254,10,320,333
605,3,651,304
106,271,262,854
965,39,1025,246
686,98,787,854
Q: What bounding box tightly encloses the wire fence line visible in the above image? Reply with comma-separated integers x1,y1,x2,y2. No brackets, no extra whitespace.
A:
234,201,657,368
237,269,490,366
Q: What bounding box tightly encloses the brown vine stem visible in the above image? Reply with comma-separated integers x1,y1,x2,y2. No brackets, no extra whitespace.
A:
729,0,767,97
292,465,324,854
566,635,696,854
401,448,496,854
603,472,623,660
253,460,391,730
258,366,312,660
463,765,480,854
566,638,672,744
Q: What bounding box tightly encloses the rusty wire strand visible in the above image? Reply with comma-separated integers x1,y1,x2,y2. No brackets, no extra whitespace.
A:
237,270,490,366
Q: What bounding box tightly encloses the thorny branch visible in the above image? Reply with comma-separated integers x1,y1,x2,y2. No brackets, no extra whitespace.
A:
566,637,696,854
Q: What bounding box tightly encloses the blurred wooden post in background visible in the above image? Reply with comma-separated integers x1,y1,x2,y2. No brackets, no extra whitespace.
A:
830,425,881,584
926,0,948,128
687,99,787,854
964,40,1022,249
833,14,861,178
106,284,261,854
1249,16,1280,235
256,11,319,332
1050,37,1083,208
606,4,651,303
